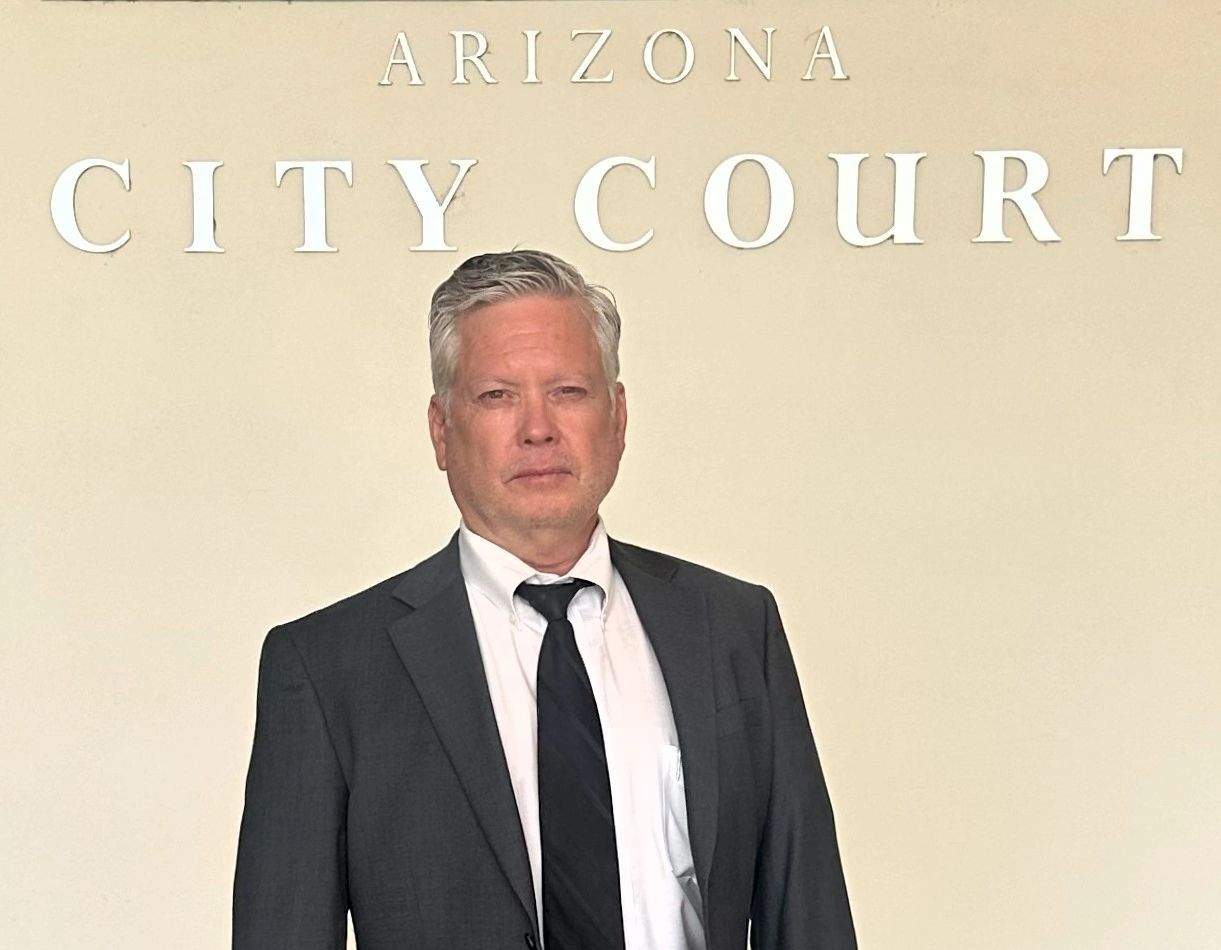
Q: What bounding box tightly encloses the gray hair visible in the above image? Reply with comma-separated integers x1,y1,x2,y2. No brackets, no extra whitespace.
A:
428,249,621,406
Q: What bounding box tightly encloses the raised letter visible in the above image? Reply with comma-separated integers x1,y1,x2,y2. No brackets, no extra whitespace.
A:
726,28,774,81
50,158,131,253
379,32,424,86
830,152,925,247
643,29,694,84
802,26,848,80
571,29,613,83
1102,147,1184,241
184,160,223,253
574,156,655,252
452,31,498,85
523,30,541,83
275,160,353,253
703,154,794,249
973,150,1060,243
387,159,477,251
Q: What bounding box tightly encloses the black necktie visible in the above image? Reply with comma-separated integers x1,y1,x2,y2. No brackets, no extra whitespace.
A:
516,580,626,950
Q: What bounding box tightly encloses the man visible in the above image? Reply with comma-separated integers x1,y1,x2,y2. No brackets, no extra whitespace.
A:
233,250,856,950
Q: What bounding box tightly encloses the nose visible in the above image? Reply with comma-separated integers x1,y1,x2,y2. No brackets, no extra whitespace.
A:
518,392,557,446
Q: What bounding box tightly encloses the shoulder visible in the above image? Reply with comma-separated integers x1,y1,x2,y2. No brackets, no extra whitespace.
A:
280,570,412,635
262,537,457,661
610,539,784,661
610,537,773,605
255,571,408,675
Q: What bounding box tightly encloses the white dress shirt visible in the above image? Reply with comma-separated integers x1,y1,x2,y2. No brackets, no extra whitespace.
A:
458,521,707,950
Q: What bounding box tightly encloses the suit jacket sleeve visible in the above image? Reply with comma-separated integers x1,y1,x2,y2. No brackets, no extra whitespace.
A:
750,588,857,950
233,626,349,950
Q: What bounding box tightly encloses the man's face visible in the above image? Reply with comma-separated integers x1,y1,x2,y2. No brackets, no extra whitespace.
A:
428,294,627,554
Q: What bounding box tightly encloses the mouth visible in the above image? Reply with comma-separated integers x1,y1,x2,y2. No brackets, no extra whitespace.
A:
510,467,572,483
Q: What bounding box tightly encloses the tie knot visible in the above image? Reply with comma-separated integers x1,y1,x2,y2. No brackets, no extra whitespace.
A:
515,579,594,623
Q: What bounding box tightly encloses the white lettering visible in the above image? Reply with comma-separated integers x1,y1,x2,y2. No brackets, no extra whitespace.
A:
1102,147,1184,241
574,156,656,252
973,150,1061,243
50,158,131,253
387,159,477,251
830,152,925,247
523,30,541,84
571,29,613,83
451,31,498,85
643,29,695,84
274,160,353,252
184,160,224,253
726,28,774,81
703,154,794,249
379,32,424,86
802,26,848,81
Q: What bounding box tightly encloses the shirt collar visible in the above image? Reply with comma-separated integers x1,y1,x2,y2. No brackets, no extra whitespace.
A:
457,519,615,619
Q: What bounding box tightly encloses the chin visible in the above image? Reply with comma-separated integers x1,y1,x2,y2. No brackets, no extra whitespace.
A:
514,501,591,532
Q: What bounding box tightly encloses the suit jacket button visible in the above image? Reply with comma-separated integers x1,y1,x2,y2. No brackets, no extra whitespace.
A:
524,934,537,949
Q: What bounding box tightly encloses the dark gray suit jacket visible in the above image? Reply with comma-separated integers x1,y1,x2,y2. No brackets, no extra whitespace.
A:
233,536,856,950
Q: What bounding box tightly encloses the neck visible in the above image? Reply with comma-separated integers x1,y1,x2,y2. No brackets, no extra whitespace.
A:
464,516,598,576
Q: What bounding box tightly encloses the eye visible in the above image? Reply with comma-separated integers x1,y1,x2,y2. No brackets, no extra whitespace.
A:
555,386,588,398
479,389,507,402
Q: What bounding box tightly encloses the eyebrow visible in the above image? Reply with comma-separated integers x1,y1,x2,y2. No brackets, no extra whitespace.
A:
467,373,597,388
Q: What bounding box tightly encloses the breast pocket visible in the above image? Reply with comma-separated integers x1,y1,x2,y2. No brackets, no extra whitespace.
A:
715,696,762,738
659,744,696,882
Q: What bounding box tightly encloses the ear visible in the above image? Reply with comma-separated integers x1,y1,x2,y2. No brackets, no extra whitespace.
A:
427,395,448,471
612,382,627,454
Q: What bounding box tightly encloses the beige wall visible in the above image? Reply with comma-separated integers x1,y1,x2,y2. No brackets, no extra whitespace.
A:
3,2,1219,947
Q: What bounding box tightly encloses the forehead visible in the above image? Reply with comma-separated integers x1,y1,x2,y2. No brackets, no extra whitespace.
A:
456,295,600,367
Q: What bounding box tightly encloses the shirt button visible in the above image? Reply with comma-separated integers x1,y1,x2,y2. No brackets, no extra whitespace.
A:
524,933,537,949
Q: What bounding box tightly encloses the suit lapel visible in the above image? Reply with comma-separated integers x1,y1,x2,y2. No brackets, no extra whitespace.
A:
384,534,720,930
386,537,537,931
611,540,720,906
